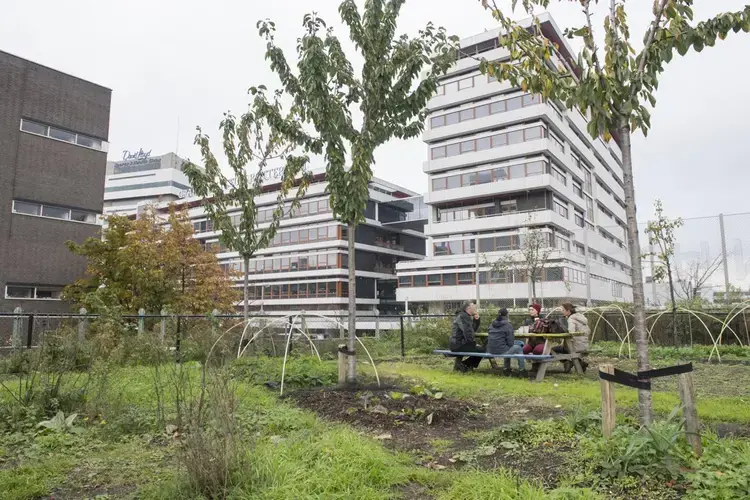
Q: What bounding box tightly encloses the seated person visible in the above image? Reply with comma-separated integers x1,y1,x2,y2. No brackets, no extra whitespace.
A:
487,308,527,376
521,303,546,355
449,301,483,372
552,303,590,372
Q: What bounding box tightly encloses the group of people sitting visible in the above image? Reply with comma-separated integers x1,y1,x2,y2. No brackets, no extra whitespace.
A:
448,301,590,375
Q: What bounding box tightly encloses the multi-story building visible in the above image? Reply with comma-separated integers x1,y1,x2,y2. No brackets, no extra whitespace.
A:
104,151,195,216
396,14,633,314
0,50,111,314
160,168,426,330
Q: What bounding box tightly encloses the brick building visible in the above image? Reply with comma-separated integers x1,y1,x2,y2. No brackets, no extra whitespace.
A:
0,50,111,314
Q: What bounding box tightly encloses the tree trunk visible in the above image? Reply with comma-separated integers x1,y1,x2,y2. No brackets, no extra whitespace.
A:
619,123,652,425
243,255,250,323
666,260,679,347
347,222,357,384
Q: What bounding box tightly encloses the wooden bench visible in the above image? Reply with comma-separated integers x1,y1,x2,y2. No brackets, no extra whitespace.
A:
433,350,553,376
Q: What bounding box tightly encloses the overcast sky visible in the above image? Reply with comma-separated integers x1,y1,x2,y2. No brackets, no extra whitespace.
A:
2,0,749,225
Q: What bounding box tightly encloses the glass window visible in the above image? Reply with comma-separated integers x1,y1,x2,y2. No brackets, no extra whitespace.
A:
490,101,506,114
428,274,441,286
35,287,61,299
492,167,507,181
328,254,337,267
6,286,34,298
524,127,542,140
460,140,475,153
492,133,507,148
506,96,523,111
575,211,585,227
448,241,463,255
476,170,491,184
479,237,494,253
446,143,460,157
476,136,491,151
507,130,524,145
48,127,76,143
461,173,474,187
442,273,457,286
523,94,540,106
328,226,338,238
460,109,474,121
458,272,473,284
399,276,412,287
433,242,449,256
76,135,101,149
446,175,460,189
458,77,474,90
430,116,445,128
573,181,583,198
475,104,490,119
20,120,48,136
413,275,426,287
526,161,545,176
290,231,299,244
13,200,41,216
432,178,447,191
70,210,95,223
509,164,525,179
42,205,70,219
431,147,446,160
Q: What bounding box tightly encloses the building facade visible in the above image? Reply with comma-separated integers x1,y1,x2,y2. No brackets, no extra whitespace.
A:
396,14,633,314
0,51,111,314
163,169,426,330
104,151,193,216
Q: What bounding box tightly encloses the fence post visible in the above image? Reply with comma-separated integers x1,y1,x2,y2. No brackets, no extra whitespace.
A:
339,315,345,339
338,344,347,386
11,307,23,350
374,310,380,339
678,371,702,457
212,309,220,336
159,309,167,343
138,308,145,334
26,314,34,349
78,308,88,343
719,213,731,306
599,364,616,437
400,315,405,359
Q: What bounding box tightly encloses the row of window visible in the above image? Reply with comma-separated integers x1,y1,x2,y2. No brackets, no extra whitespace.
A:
194,198,333,234
436,199,520,223
430,124,550,160
20,118,107,152
220,253,341,275
5,284,63,300
12,200,98,224
431,159,546,192
246,281,348,300
434,233,522,256
105,181,190,193
430,93,540,129
398,267,566,288
203,224,344,253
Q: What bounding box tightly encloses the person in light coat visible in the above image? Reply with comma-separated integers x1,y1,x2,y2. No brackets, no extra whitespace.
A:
552,303,591,372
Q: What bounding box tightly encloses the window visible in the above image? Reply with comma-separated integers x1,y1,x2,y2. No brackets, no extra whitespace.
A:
458,77,474,90
584,170,593,193
428,274,441,286
575,244,585,256
399,276,412,287
573,181,583,198
555,235,570,251
524,126,542,140
430,116,445,128
432,178,447,191
549,132,565,153
13,200,98,224
443,273,457,285
460,109,474,121
5,284,63,300
507,130,524,145
445,112,460,126
551,166,566,184
575,210,585,228
475,104,490,119
446,143,460,157
431,146,446,160
585,195,595,222
20,119,107,152
413,275,426,287
553,198,568,218
476,136,491,151
506,96,523,111
458,272,474,285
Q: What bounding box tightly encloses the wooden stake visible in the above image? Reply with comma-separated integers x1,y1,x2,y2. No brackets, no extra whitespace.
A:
338,344,347,386
678,371,702,457
599,364,616,437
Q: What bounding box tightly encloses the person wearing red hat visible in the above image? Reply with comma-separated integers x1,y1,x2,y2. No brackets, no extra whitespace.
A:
521,304,545,355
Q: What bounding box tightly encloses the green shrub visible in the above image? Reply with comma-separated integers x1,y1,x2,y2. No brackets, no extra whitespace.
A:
685,438,750,499
231,356,337,390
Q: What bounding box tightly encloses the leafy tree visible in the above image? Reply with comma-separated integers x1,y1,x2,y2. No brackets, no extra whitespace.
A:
64,207,237,315
251,0,457,383
183,90,313,322
645,199,683,347
478,0,750,424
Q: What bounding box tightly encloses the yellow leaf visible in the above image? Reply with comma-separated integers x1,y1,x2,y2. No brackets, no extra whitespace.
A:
521,81,528,92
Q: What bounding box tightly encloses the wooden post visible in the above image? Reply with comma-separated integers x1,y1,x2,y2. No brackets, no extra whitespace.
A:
338,344,347,386
138,308,146,333
11,307,23,350
159,309,167,343
678,371,702,457
77,308,88,343
374,309,380,339
599,364,616,437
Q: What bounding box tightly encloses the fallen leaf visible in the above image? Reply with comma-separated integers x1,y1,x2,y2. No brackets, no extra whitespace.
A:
375,433,392,440
434,392,444,399
426,413,434,425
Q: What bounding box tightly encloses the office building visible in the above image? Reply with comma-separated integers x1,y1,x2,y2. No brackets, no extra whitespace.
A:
396,14,633,313
159,168,426,329
0,50,111,314
104,151,194,216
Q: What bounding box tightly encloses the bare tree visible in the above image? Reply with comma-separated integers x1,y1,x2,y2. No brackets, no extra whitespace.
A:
675,255,724,304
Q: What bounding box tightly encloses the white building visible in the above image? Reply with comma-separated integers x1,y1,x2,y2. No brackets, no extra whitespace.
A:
104,150,194,216
156,168,426,331
396,14,633,314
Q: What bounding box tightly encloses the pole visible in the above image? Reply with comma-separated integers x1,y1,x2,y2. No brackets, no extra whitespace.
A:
599,364,616,437
26,314,34,349
678,371,702,457
719,213,731,306
584,226,592,307
649,244,657,306
475,236,480,309
12,307,23,350
400,315,405,359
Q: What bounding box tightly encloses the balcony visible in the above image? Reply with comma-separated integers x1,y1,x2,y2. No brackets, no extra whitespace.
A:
373,238,405,252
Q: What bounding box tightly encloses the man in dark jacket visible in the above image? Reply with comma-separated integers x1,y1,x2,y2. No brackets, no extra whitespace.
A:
449,301,483,372
488,308,526,375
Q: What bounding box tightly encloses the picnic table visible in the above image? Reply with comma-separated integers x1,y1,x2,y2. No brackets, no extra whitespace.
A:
473,332,585,382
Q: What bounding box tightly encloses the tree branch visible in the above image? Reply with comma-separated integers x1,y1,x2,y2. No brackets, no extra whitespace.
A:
636,0,670,76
